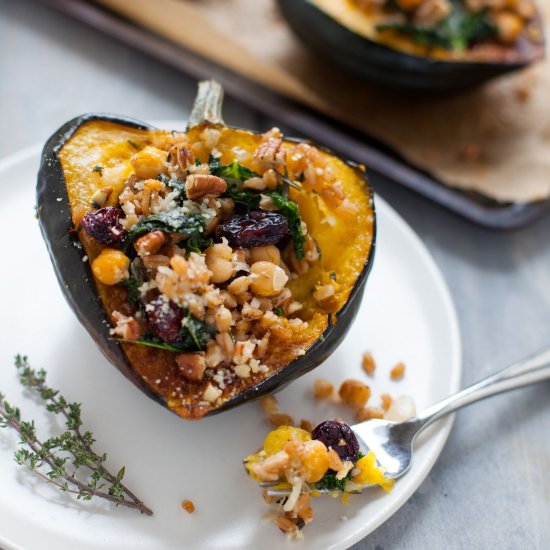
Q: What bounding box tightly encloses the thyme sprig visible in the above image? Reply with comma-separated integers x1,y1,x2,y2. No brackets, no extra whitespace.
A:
0,355,152,516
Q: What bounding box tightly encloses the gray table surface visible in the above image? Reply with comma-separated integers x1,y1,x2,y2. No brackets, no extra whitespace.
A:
1,1,549,548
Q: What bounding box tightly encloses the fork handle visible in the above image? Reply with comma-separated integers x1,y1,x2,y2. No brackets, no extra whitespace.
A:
415,346,550,430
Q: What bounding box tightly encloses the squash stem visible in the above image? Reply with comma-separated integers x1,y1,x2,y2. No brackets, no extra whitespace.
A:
188,80,225,128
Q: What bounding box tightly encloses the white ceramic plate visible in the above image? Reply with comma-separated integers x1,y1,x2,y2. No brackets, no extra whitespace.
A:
0,135,461,550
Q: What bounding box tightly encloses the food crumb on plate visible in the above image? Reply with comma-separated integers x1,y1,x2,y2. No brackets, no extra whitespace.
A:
390,362,406,380
181,499,195,514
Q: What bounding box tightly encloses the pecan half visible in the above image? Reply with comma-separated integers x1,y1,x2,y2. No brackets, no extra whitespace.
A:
185,174,227,200
134,230,166,256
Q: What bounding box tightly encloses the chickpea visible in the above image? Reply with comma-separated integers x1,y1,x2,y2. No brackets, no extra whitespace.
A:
130,146,168,180
339,379,371,409
92,248,130,285
249,245,281,265
205,243,233,284
313,378,333,400
494,11,524,44
228,275,251,296
250,261,289,297
214,306,232,333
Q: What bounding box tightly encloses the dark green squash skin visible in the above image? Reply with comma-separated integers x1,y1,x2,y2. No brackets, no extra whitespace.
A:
36,114,376,418
278,0,545,91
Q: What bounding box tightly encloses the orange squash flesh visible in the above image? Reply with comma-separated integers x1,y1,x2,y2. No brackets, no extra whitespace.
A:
57,120,374,419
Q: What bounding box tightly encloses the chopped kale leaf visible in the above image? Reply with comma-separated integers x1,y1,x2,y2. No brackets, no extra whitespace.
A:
157,174,187,201
208,156,262,210
377,1,497,51
209,157,259,182
224,182,261,210
315,470,350,492
265,191,305,260
119,313,213,352
123,210,209,253
92,165,104,176
120,277,140,305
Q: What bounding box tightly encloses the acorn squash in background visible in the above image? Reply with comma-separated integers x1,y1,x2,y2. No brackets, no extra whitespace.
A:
36,81,376,420
278,0,545,90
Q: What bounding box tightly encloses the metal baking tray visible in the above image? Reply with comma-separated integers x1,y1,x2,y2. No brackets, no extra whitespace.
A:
35,0,550,229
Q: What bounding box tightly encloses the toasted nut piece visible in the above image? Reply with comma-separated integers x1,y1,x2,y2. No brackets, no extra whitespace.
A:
169,144,194,173
205,341,224,368
185,174,227,200
249,245,281,265
220,290,238,309
255,331,270,358
142,254,170,269
300,419,314,433
261,395,279,415
233,340,256,365
250,450,290,482
390,362,406,380
176,352,206,382
111,311,142,341
313,379,333,400
356,407,385,422
131,146,167,179
92,249,130,285
91,186,113,207
134,231,165,257
259,195,278,211
339,379,371,409
295,493,313,524
216,332,234,363
268,412,294,427
276,516,299,535
327,447,344,472
202,383,222,403
243,176,266,191
254,135,286,170
362,351,376,376
262,169,279,189
250,261,289,297
304,235,320,263
181,499,195,514
288,249,309,275
381,393,393,411
286,301,303,315
313,284,337,310
217,197,235,220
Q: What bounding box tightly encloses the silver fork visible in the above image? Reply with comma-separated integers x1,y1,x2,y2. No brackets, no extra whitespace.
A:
263,347,550,497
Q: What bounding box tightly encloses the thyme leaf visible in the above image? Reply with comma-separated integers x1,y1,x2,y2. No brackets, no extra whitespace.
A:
0,355,153,516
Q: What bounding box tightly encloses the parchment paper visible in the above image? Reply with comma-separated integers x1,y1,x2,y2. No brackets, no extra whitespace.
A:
96,0,550,203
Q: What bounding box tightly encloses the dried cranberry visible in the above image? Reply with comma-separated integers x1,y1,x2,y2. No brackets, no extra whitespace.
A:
312,420,360,462
146,296,184,343
81,207,127,245
215,211,288,249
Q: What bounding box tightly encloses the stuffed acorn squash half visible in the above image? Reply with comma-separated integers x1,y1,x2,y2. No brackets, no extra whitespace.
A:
36,81,375,420
279,0,545,90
